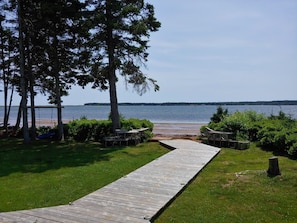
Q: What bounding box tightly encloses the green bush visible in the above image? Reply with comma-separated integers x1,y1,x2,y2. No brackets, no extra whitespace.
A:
121,118,153,131
66,118,154,142
204,109,297,158
288,142,297,157
67,119,112,142
257,118,297,157
121,118,154,140
209,110,266,141
210,106,228,123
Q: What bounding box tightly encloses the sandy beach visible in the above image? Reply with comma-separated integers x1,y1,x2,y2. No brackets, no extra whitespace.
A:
152,123,205,136
31,120,206,138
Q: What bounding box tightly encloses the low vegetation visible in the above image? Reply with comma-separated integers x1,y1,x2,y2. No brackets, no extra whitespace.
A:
0,139,168,212
201,107,297,158
155,144,297,223
1,110,296,222
33,117,153,142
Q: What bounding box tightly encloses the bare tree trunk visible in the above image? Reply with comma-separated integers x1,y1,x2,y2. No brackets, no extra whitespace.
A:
24,20,36,140
18,0,30,143
15,98,22,131
5,57,15,133
106,1,120,132
28,53,36,139
55,74,64,141
3,62,8,136
6,85,14,128
267,157,281,176
1,33,8,135
108,70,120,132
53,35,63,141
29,80,36,140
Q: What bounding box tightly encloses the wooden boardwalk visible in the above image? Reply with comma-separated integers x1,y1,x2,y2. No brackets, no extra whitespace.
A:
0,140,220,223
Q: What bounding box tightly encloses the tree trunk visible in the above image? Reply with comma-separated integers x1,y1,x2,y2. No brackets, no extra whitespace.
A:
18,0,30,143
15,98,22,131
6,85,14,131
267,156,281,176
27,48,36,139
106,1,120,132
29,80,36,140
55,74,64,141
3,61,8,135
109,70,120,132
1,33,8,135
53,35,64,141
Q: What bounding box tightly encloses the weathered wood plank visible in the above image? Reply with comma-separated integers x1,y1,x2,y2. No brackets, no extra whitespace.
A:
73,200,155,222
0,140,220,223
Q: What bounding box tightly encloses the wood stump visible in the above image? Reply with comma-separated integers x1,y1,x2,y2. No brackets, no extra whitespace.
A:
267,156,281,176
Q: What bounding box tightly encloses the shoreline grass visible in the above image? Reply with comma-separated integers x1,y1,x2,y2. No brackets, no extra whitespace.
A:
155,143,297,223
0,139,168,212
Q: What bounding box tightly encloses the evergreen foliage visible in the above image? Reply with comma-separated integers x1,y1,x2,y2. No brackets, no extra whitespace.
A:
0,0,160,140
81,0,161,131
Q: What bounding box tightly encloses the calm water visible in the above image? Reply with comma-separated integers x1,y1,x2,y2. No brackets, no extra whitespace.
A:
1,105,297,124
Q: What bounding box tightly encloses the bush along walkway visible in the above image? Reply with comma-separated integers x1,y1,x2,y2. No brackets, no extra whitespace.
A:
0,140,220,223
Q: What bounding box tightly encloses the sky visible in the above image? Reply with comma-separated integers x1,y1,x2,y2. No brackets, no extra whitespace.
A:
4,0,297,105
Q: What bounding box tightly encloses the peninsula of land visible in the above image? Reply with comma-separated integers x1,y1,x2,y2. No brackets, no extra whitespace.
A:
84,100,297,106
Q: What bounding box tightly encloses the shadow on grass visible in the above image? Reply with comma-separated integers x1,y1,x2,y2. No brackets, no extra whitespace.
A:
0,138,125,177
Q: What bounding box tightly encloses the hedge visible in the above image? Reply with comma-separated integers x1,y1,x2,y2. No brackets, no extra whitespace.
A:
204,107,297,158
65,118,153,142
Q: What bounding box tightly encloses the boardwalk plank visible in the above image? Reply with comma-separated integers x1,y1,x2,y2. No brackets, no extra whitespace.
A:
49,205,147,223
0,140,220,223
27,206,100,223
0,212,55,223
73,200,155,222
100,181,175,198
77,192,163,210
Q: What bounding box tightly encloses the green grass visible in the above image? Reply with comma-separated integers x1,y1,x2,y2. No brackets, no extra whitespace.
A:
1,139,297,223
155,143,297,223
0,138,168,212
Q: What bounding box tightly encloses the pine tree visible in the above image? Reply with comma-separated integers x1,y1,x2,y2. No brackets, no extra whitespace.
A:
86,0,161,131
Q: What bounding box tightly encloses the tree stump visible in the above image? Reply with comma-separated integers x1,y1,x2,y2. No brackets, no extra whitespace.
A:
267,156,281,176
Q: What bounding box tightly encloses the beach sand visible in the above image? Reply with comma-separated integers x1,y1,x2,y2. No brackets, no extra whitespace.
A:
31,119,206,139
152,123,205,136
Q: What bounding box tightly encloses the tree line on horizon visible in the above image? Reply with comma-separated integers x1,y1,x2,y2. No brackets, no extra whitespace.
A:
84,100,297,106
0,0,161,143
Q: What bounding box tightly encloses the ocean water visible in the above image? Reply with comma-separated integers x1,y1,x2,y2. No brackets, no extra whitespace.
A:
1,104,297,124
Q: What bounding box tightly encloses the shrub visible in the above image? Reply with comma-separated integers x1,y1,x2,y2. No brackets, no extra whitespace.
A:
256,112,297,156
67,119,112,142
209,110,266,141
288,142,297,157
204,109,297,158
66,118,154,142
210,106,228,123
121,118,153,131
121,118,154,140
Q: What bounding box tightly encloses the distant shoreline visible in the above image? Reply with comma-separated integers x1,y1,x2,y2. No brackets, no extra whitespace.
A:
84,100,297,106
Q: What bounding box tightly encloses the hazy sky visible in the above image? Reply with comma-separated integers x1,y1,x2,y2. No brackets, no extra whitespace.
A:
7,0,297,105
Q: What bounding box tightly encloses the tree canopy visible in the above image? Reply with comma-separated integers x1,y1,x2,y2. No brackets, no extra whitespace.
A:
0,0,161,140
80,0,161,130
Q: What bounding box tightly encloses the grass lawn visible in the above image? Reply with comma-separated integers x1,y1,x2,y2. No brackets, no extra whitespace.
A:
1,139,296,223
155,143,297,223
0,138,168,212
